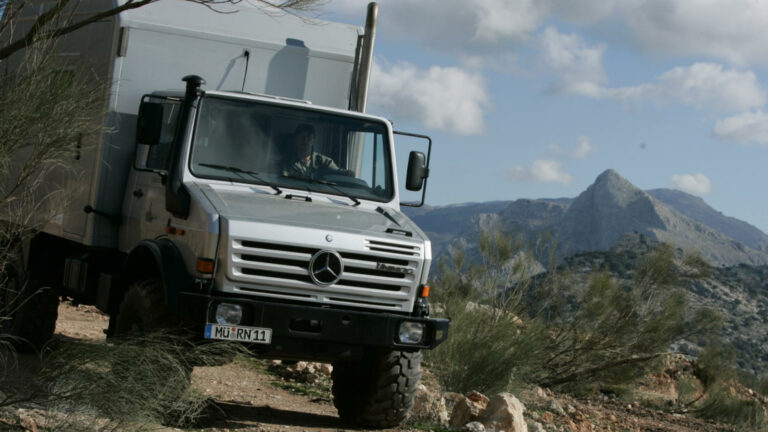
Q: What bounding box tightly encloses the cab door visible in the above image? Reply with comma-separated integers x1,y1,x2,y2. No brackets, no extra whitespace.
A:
119,96,182,250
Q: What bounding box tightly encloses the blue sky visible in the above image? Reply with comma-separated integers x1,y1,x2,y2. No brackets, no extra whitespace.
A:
321,0,768,234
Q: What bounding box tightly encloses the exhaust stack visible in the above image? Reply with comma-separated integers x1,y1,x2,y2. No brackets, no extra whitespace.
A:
352,2,378,113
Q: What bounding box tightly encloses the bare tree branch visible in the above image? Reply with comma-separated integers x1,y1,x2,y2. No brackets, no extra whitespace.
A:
539,352,667,388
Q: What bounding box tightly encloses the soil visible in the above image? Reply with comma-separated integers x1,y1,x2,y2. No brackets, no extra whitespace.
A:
35,302,409,432
0,302,752,432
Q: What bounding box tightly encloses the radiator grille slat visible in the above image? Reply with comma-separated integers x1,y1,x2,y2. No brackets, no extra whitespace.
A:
227,237,422,312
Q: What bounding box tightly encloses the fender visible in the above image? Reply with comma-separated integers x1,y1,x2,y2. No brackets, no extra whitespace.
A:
122,238,191,311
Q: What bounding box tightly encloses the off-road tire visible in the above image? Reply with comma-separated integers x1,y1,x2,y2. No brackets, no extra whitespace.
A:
115,279,178,336
331,349,422,428
112,278,194,423
1,252,59,352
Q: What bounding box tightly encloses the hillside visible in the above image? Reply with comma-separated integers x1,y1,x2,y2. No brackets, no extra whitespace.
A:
407,169,768,267
648,188,768,253
549,233,768,375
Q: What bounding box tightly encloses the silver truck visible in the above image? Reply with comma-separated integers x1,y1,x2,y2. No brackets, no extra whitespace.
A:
1,0,448,426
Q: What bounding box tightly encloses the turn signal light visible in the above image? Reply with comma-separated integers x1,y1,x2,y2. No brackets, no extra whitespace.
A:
196,258,215,274
419,285,430,298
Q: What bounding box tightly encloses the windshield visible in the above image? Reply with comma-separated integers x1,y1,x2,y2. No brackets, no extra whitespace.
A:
189,96,394,202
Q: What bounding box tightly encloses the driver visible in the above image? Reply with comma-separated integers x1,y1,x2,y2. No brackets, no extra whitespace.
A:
282,124,353,178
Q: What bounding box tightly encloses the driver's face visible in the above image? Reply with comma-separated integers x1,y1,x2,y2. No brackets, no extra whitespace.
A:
295,132,315,159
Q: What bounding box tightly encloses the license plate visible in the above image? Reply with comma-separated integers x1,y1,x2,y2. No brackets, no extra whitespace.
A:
204,324,272,344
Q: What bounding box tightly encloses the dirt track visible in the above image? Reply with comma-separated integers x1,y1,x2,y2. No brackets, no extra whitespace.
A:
51,302,411,432
2,302,745,432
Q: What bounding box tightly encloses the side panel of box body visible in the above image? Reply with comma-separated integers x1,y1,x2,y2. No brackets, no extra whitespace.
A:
27,0,360,248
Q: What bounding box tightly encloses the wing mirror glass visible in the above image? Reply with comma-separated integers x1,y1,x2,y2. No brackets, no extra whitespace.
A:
406,151,429,191
136,102,163,146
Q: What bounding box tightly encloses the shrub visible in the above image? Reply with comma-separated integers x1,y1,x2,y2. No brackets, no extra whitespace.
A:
427,230,720,396
2,334,245,430
697,384,766,429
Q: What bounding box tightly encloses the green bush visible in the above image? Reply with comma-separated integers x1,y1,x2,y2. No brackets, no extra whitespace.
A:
426,230,547,393
697,384,766,429
2,334,245,430
427,230,720,396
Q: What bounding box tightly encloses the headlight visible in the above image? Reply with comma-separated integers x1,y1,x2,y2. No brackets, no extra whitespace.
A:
398,321,425,344
215,303,243,325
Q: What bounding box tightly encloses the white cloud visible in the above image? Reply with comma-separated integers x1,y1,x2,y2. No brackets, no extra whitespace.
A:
573,136,595,159
652,63,765,111
670,173,712,195
548,136,596,159
326,0,549,57
713,111,768,146
470,0,549,45
538,40,766,112
508,159,574,185
538,27,607,96
625,0,768,66
550,0,617,24
328,0,768,69
370,61,490,135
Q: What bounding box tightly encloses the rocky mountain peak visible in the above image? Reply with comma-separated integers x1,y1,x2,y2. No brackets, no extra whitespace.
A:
560,170,664,251
588,169,647,208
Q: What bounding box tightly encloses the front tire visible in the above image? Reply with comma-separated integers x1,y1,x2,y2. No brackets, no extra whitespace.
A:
114,279,176,336
332,349,422,428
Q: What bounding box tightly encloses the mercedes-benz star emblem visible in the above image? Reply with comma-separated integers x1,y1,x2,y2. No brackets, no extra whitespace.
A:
309,250,343,286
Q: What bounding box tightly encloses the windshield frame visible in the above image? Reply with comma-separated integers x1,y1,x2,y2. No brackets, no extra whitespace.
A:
186,93,397,203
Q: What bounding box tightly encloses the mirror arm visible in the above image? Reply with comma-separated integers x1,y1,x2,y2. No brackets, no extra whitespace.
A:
395,131,432,208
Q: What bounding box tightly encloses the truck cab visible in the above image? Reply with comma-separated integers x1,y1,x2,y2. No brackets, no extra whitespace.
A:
122,78,447,360
1,1,449,427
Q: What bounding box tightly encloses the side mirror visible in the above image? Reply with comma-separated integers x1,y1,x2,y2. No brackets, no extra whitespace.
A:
406,151,429,191
136,102,163,146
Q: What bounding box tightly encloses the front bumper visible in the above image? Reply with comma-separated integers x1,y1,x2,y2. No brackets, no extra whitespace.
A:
178,292,449,362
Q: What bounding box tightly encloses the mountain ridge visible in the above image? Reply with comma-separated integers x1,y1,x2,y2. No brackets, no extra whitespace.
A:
406,169,768,267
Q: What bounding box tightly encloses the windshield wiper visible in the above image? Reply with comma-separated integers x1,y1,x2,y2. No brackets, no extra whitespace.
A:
198,163,282,195
376,206,401,227
281,174,360,206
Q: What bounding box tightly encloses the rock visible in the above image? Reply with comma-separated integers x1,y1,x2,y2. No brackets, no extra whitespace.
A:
412,384,449,425
444,392,465,410
535,387,548,399
529,422,546,432
464,421,486,432
436,398,450,425
547,399,565,416
478,393,527,432
17,410,38,432
413,384,431,412
449,392,489,429
540,411,555,423
319,363,333,376
467,390,490,405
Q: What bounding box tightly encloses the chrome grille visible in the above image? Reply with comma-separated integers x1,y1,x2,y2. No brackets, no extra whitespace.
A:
228,238,422,311
364,239,421,256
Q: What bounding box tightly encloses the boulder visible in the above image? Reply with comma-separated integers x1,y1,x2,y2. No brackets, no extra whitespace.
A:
478,393,527,432
464,421,486,432
412,384,450,425
449,392,489,429
467,390,490,405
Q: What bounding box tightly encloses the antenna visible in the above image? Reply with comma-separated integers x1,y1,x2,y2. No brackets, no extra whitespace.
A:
241,49,251,92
